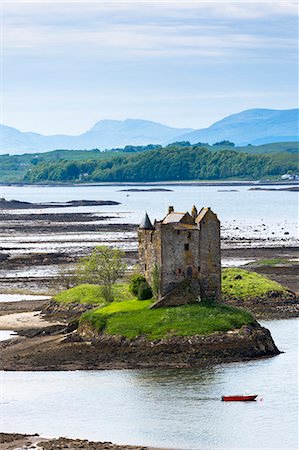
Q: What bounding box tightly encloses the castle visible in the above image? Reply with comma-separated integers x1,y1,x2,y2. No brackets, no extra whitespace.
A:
138,206,221,307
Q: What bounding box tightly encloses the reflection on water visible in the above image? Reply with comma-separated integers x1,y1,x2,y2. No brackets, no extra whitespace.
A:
0,319,297,449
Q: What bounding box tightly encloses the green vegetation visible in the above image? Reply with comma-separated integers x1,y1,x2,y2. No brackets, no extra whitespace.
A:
137,282,153,300
222,268,287,300
129,274,153,300
129,274,147,296
253,258,292,266
0,145,160,183
151,264,160,298
23,144,299,183
80,299,255,340
1,141,297,183
76,246,127,302
53,268,291,339
54,283,136,305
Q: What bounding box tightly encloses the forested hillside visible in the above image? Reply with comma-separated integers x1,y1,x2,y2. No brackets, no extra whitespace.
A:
23,144,299,183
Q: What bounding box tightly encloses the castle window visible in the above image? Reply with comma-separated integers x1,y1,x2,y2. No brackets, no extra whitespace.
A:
150,233,153,243
144,264,147,270
178,268,182,274
187,232,191,238
184,243,189,251
198,266,201,272
177,230,180,235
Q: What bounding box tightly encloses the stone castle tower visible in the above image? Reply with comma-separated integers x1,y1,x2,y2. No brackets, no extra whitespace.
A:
138,206,221,306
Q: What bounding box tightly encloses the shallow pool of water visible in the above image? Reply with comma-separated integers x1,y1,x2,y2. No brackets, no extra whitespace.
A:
0,294,50,302
0,330,15,341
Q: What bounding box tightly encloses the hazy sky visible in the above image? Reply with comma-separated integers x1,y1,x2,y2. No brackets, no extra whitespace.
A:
1,0,298,134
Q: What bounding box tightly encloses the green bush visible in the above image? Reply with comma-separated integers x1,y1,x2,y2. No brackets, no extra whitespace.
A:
137,282,153,300
129,274,146,295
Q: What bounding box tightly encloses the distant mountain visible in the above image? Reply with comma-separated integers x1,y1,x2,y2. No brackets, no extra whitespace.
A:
173,109,299,146
0,120,193,154
1,109,298,154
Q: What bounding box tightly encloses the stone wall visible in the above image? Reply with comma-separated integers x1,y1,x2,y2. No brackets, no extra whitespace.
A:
160,224,200,296
198,210,221,300
138,228,161,290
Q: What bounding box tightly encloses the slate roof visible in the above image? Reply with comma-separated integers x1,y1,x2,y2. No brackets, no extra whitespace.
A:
196,207,210,223
162,212,186,224
139,212,154,230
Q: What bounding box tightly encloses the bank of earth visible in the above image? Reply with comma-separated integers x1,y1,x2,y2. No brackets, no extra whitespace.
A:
1,269,296,371
45,269,287,367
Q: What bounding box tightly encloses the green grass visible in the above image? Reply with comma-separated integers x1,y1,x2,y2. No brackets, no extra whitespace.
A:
80,299,255,340
253,258,292,266
222,268,287,300
54,283,137,305
56,269,287,339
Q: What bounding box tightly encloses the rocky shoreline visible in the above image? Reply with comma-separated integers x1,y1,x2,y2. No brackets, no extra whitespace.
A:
0,198,120,209
0,328,279,372
0,432,164,450
0,297,280,371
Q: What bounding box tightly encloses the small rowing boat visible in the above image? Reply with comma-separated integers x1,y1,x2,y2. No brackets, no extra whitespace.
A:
221,394,258,402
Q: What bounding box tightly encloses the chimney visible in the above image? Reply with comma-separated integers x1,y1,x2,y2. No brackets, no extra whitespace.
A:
168,206,174,214
191,205,198,219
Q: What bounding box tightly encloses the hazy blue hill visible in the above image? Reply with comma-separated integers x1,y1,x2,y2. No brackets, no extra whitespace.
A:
173,109,299,146
2,109,298,154
0,124,45,149
0,120,193,154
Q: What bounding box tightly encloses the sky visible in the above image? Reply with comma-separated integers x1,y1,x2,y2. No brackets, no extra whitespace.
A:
1,0,298,135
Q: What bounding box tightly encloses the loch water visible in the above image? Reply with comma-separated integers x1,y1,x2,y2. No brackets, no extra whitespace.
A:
0,319,298,449
0,184,298,241
0,184,298,448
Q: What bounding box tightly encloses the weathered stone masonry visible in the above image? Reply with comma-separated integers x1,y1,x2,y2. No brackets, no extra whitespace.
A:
138,206,221,306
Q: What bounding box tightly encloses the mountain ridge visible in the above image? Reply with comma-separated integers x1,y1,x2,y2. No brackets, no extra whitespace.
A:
174,108,298,146
0,119,193,154
1,109,298,154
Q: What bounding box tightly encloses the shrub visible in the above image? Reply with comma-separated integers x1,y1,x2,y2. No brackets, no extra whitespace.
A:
129,274,146,295
137,282,153,300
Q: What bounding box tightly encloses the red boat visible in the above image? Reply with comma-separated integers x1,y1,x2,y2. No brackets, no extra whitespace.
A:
221,394,258,402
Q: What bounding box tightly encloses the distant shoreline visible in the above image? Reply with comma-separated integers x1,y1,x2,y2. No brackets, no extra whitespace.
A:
1,180,298,188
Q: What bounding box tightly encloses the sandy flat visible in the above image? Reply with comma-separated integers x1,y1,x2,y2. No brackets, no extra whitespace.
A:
0,311,62,330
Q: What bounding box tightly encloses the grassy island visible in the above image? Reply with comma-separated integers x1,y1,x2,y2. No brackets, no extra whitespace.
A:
79,299,254,340
53,268,291,340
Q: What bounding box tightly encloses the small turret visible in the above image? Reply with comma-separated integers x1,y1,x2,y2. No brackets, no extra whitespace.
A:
139,212,154,230
168,206,174,214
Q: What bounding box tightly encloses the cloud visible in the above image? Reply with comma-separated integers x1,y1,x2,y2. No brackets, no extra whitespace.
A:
3,2,297,63
2,1,298,133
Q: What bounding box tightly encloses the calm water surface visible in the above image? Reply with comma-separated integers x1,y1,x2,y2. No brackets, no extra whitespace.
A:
0,319,297,449
0,183,297,227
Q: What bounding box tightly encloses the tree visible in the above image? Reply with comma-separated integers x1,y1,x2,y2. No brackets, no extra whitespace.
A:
76,246,127,302
53,264,77,291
